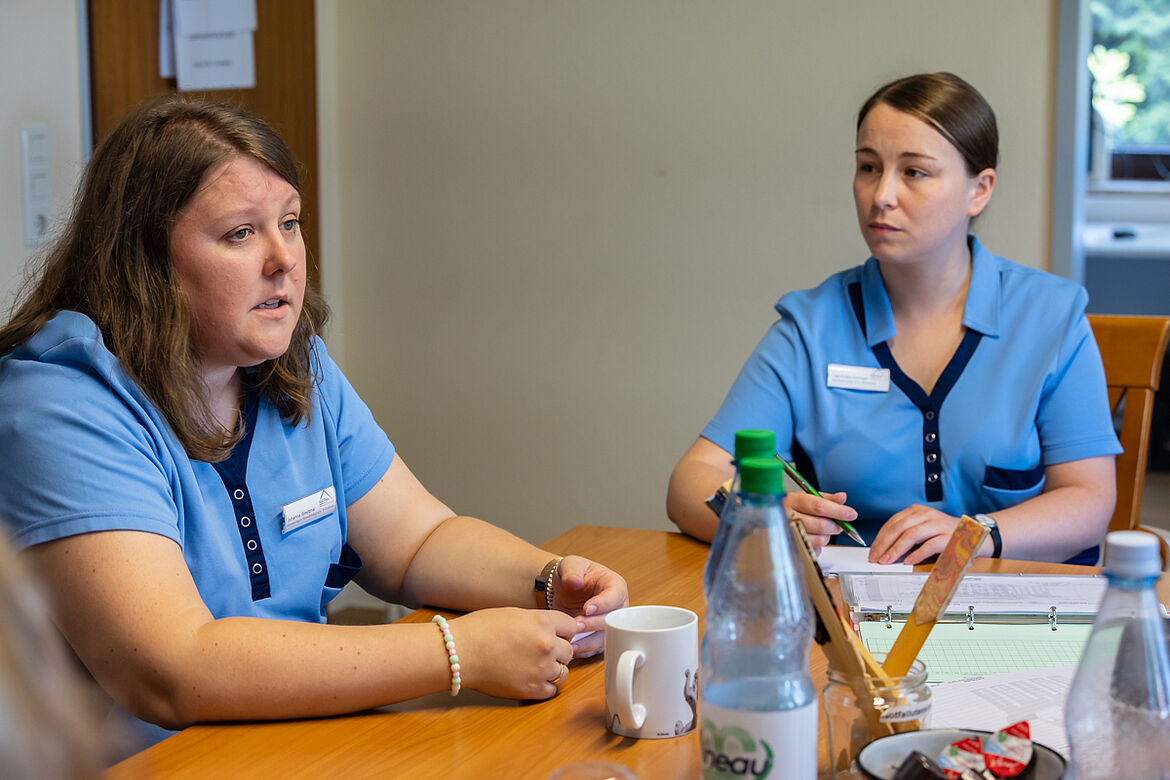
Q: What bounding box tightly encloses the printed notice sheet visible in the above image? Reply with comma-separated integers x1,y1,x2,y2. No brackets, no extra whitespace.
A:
929,666,1075,758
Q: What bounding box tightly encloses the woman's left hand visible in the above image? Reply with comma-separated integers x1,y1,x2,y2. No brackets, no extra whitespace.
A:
549,555,629,659
869,505,964,565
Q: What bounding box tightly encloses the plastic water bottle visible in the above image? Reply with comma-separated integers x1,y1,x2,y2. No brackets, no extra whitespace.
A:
701,456,817,779
1065,530,1170,780
703,429,776,599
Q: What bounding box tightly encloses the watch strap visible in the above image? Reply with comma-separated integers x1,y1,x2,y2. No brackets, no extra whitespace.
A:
975,514,1002,559
534,556,564,609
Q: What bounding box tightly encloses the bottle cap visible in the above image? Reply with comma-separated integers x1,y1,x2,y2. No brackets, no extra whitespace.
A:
734,429,776,460
1103,531,1162,579
739,456,784,495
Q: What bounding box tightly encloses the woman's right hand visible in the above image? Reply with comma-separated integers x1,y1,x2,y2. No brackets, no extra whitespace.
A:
451,607,578,700
783,491,856,553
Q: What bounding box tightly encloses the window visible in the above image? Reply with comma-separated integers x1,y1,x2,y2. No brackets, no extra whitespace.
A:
1089,0,1170,181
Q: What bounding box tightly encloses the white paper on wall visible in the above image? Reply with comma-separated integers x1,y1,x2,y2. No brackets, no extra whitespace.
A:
173,0,256,37
159,0,258,91
175,31,256,91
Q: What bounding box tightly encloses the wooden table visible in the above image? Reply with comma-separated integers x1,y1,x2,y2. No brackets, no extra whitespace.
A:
108,525,1170,779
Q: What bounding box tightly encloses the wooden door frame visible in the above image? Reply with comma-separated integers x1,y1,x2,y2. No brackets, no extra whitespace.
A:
87,0,320,284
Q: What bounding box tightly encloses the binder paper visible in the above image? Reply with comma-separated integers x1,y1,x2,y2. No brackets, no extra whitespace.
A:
840,573,1107,621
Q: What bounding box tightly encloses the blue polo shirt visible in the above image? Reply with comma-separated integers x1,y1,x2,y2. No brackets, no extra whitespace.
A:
0,311,395,752
0,311,395,620
702,237,1120,561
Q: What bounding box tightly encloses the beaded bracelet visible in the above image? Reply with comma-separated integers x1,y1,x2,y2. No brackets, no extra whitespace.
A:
432,615,461,696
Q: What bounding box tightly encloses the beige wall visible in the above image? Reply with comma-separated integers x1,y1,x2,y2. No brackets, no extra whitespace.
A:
321,2,1057,545
0,3,1058,547
0,1,85,311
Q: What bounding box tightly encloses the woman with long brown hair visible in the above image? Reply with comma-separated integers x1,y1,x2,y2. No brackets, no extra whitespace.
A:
0,95,626,755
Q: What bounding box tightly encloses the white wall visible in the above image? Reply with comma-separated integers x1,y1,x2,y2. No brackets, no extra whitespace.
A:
321,1,1058,544
0,2,85,311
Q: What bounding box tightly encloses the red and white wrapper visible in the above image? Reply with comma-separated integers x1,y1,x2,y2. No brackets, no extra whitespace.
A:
982,720,1033,777
936,736,986,779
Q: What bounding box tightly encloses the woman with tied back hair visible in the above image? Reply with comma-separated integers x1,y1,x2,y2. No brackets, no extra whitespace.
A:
668,72,1120,566
0,95,626,755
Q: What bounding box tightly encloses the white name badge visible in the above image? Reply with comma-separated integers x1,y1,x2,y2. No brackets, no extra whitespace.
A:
827,363,890,392
282,486,337,534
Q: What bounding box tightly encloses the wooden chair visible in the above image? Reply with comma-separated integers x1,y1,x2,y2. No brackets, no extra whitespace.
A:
1088,314,1170,567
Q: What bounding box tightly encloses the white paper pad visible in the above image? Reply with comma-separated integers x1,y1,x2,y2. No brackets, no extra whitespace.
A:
817,546,912,575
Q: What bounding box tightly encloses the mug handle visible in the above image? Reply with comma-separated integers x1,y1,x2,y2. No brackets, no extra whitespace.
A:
613,650,646,729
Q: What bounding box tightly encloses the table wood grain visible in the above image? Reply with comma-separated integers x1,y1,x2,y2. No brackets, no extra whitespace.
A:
106,526,1169,779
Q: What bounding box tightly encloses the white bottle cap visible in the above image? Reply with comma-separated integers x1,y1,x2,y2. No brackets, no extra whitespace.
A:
1103,531,1162,579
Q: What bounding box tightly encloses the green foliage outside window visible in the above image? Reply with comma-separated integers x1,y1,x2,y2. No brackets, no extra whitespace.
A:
1091,0,1170,146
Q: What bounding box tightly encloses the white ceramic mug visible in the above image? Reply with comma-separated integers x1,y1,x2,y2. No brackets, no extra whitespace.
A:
603,605,699,739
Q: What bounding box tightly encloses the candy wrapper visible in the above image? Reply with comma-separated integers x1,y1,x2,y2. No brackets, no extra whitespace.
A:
936,736,985,779
933,721,1035,779
982,721,1034,777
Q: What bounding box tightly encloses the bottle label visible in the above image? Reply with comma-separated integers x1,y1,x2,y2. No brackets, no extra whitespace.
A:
701,700,817,779
879,699,932,723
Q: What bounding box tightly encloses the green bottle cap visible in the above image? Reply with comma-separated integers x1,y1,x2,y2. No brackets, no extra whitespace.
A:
739,456,784,495
734,429,776,459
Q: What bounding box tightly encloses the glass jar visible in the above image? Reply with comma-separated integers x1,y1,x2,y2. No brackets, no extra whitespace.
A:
823,659,931,779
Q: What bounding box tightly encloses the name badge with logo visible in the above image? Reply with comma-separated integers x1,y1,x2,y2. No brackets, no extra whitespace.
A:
827,363,890,392
282,486,337,534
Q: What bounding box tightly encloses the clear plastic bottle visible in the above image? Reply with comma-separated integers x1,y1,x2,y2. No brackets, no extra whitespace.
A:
703,429,776,599
700,456,817,780
1065,530,1170,780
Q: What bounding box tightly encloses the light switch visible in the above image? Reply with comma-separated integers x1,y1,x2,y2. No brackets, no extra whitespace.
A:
21,124,52,248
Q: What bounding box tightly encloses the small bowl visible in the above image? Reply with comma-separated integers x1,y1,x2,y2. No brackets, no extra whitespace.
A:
856,728,1066,779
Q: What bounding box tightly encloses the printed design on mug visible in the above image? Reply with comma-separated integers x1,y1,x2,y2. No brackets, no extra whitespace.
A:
674,667,698,735
700,721,774,780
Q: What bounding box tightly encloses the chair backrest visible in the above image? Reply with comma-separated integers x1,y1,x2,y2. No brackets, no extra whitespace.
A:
1087,315,1170,544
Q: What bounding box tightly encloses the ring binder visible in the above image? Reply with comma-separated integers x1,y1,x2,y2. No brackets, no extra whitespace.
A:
841,573,1108,683
839,573,1106,628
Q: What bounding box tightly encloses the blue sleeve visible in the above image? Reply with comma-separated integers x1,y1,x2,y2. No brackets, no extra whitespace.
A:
1036,294,1122,465
0,338,183,550
700,318,799,456
310,339,395,506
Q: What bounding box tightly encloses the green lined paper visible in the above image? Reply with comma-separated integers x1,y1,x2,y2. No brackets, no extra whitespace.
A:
858,621,1093,683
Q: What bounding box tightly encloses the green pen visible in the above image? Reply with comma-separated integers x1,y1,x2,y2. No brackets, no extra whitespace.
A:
779,457,867,546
